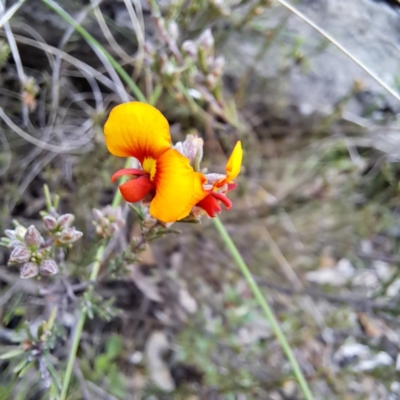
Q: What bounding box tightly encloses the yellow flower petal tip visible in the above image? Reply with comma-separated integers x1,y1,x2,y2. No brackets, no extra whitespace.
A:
226,140,243,182
103,102,171,161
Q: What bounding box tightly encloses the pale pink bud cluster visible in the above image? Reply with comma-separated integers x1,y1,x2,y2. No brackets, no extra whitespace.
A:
146,24,224,97
6,225,43,267
92,205,125,238
2,224,58,279
41,211,83,246
1,210,83,279
181,28,225,92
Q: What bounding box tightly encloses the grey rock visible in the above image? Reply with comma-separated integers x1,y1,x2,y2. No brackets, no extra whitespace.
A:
220,0,400,117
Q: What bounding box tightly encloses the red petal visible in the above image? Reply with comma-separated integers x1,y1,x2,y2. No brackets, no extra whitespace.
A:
196,194,222,217
227,182,237,192
119,176,154,203
212,192,232,210
111,168,147,183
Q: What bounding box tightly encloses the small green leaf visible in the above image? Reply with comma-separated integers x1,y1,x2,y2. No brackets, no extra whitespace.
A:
46,359,62,392
18,361,34,378
0,348,24,359
13,357,30,374
106,335,122,359
95,354,110,373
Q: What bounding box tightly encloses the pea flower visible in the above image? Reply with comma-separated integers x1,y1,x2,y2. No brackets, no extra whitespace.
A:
195,141,242,217
104,102,243,222
104,102,206,223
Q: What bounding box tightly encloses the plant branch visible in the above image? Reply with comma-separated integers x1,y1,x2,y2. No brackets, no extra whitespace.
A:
42,2,313,399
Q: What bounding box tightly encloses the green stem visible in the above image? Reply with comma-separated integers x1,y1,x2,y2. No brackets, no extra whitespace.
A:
212,217,313,400
59,306,85,400
41,0,147,103
59,174,127,400
43,184,52,211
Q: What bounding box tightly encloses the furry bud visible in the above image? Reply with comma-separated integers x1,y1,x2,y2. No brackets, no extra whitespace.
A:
43,216,57,231
8,245,31,265
20,262,39,279
24,225,42,248
57,214,74,229
39,259,59,276
58,227,83,244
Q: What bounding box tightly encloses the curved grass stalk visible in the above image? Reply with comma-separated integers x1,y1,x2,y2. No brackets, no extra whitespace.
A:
0,0,25,29
0,0,29,125
41,0,146,103
41,1,313,399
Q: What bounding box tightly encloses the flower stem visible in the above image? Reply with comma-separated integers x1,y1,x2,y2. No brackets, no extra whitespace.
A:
43,184,52,211
212,217,314,400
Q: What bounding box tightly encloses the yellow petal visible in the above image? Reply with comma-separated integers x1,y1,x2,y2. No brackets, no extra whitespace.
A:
225,140,243,182
192,172,209,204
104,102,171,162
149,149,206,222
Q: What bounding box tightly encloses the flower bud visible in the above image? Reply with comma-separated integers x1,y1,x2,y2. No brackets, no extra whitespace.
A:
181,40,197,58
24,225,42,248
58,227,83,244
8,245,31,265
20,262,39,279
197,29,214,51
206,73,218,90
104,205,113,215
92,208,103,220
109,222,123,235
7,240,23,250
211,56,225,78
15,226,27,241
175,134,204,168
4,229,16,239
160,60,176,77
39,259,59,276
204,173,226,185
57,213,74,229
43,215,57,231
111,206,122,221
167,21,179,43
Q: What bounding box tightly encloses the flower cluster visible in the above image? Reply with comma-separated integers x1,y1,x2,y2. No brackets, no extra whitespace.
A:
1,211,83,279
104,102,242,223
42,213,83,245
92,205,125,238
147,25,225,102
181,28,226,91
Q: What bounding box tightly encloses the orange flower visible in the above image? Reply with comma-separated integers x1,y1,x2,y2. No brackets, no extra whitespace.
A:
196,141,243,217
104,102,206,223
